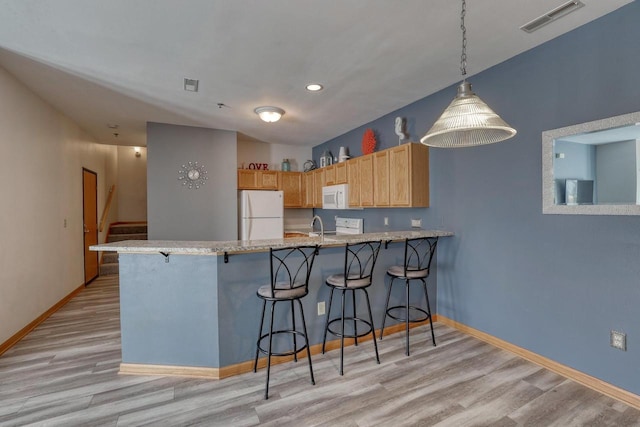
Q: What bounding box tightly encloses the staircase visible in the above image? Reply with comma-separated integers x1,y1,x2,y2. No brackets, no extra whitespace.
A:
99,223,148,276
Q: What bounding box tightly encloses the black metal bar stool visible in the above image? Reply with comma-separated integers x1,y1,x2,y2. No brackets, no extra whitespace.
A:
322,240,381,375
380,237,438,356
253,245,318,399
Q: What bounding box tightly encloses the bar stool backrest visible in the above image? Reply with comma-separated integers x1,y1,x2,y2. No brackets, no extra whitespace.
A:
342,241,382,286
403,237,438,276
269,246,318,298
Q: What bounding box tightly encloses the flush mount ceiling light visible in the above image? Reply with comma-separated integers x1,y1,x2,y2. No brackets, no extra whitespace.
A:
306,83,323,92
254,106,285,123
420,0,516,148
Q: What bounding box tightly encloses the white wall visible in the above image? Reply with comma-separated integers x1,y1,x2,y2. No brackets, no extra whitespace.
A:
237,136,312,172
117,146,147,221
0,65,116,345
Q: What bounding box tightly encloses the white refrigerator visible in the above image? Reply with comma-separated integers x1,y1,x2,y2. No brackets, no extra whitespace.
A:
239,190,284,240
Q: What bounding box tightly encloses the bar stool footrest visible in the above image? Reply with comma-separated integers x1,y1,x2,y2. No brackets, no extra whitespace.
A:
326,317,374,339
257,329,309,358
386,305,430,324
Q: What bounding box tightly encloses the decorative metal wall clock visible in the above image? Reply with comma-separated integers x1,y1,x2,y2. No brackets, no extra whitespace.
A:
178,161,208,189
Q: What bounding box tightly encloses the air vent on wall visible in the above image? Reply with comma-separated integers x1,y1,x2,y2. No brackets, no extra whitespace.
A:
520,0,584,33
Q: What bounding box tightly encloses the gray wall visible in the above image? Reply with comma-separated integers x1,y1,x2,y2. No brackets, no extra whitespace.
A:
554,140,595,181
596,140,636,204
313,2,640,395
147,122,238,240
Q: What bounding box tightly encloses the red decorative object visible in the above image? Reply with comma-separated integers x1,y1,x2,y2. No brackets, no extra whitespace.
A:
362,128,377,155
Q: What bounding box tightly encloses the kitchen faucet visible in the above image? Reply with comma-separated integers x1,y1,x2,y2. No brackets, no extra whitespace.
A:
311,215,324,241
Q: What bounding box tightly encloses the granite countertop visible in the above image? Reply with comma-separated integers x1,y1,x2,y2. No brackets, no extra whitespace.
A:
90,229,454,255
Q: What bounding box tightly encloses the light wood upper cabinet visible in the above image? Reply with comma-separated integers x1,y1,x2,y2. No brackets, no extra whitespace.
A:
278,171,303,207
389,143,429,207
313,168,325,208
286,143,429,209
346,159,360,206
335,162,347,184
237,170,279,190
324,164,336,185
303,172,315,208
358,155,374,207
373,151,390,206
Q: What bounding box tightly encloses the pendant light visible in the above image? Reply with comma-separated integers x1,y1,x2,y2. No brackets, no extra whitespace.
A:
420,0,516,148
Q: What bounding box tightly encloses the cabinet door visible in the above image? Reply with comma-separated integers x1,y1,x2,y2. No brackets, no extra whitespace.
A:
259,171,279,189
389,144,411,206
359,155,374,207
409,143,429,207
347,159,360,206
389,143,429,207
279,172,303,207
238,170,258,189
303,172,315,208
313,169,325,208
335,162,347,184
324,165,336,185
374,151,390,206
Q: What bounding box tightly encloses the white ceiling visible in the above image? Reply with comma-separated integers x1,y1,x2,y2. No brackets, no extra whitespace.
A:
0,0,632,147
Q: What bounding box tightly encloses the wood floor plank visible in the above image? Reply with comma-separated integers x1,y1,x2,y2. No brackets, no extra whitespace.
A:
0,275,639,426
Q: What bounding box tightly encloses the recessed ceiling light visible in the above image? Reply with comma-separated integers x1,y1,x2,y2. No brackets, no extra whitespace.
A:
254,106,285,123
184,78,199,92
306,83,324,92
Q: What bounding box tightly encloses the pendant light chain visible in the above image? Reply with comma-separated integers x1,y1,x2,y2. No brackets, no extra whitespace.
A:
460,0,467,77
420,0,517,147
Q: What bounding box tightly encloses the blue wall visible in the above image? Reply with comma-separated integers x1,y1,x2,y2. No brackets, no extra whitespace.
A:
313,3,640,395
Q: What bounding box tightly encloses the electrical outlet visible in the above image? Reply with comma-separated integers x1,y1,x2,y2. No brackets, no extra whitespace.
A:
384,217,389,226
611,330,627,351
411,218,422,228
317,301,325,316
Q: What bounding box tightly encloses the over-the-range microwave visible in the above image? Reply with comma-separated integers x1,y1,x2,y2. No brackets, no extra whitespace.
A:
322,183,350,209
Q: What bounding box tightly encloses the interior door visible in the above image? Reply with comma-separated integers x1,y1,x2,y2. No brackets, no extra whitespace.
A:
83,168,99,285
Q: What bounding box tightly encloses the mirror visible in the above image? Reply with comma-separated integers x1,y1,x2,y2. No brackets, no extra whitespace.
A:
543,111,640,215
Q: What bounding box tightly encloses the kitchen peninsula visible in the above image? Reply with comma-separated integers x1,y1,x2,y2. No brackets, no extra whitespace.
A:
91,229,452,379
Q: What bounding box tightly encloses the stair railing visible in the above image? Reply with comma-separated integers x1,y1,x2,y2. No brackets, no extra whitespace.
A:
99,184,116,233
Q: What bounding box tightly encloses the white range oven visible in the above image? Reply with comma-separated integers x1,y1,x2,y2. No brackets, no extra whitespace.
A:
335,217,364,235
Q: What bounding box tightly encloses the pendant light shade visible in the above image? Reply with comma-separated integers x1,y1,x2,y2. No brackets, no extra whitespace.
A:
420,81,516,148
420,0,516,148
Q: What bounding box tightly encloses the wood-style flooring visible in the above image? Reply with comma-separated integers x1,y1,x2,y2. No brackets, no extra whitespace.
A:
1,275,639,426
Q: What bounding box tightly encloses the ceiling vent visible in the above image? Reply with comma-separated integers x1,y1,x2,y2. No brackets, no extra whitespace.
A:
183,78,199,92
520,0,584,33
